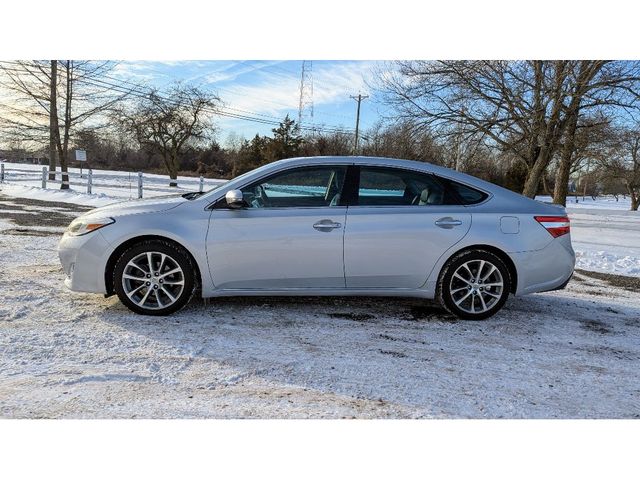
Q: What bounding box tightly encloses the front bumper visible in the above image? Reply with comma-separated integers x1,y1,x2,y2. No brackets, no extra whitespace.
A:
58,230,112,294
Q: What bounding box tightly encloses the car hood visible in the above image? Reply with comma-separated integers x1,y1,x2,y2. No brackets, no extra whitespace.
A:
81,195,186,219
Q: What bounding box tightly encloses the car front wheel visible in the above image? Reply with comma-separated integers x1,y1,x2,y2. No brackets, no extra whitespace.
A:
437,250,511,320
113,240,196,316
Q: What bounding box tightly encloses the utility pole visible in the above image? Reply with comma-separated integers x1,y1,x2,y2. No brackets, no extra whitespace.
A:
350,93,368,153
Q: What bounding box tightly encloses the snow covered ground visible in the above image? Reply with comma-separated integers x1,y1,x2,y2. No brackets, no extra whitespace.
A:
536,194,635,211
571,211,640,277
0,194,639,418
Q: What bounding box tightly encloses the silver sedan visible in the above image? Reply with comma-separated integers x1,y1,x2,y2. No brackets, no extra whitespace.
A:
58,156,575,320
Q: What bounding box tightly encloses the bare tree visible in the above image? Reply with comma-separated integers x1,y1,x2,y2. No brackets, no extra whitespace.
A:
598,127,640,210
552,61,640,205
114,84,220,186
377,60,640,200
357,120,443,164
377,61,572,196
0,60,129,188
0,60,54,175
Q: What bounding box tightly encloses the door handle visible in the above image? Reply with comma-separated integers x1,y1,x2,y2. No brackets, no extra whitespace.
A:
313,219,342,231
435,217,463,229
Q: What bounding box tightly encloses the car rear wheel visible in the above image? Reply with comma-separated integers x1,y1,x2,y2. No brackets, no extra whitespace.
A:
437,250,511,320
113,240,196,316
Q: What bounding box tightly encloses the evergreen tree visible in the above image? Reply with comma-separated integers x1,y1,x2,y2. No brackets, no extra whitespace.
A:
234,134,268,175
265,115,303,161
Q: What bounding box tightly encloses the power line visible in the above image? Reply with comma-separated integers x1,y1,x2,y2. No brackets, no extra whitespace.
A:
80,75,352,135
81,75,352,135
0,61,355,136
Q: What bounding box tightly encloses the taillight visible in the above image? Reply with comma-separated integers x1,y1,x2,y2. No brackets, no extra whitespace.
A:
534,216,570,238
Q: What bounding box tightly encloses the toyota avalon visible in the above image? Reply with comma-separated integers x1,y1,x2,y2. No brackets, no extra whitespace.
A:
58,156,575,320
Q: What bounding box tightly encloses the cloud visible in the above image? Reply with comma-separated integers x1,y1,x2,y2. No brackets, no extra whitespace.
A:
193,60,287,85
110,62,161,83
215,61,379,118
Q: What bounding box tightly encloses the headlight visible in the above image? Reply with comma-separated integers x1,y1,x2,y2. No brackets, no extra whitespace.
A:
66,217,115,236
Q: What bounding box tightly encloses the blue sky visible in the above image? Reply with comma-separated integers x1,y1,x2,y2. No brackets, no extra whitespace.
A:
111,60,390,145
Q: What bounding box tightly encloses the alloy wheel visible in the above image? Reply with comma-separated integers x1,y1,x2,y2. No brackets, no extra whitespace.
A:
448,259,504,315
121,251,185,310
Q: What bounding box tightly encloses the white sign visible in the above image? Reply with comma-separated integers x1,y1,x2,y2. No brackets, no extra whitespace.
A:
75,149,87,162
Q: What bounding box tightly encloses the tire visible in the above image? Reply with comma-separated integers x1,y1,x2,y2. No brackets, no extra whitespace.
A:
113,239,196,316
436,249,511,320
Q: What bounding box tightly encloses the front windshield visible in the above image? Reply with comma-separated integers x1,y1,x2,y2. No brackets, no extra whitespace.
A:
199,164,272,198
204,178,231,194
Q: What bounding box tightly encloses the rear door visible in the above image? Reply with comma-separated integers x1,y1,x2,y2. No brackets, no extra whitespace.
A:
343,166,471,289
207,165,348,290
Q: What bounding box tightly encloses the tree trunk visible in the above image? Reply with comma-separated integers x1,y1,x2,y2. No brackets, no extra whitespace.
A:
522,148,551,198
553,158,571,207
169,177,178,187
522,165,542,198
163,153,179,187
59,61,73,190
60,159,69,189
522,61,570,199
169,151,179,187
552,114,579,207
628,182,639,211
48,61,58,181
553,62,605,207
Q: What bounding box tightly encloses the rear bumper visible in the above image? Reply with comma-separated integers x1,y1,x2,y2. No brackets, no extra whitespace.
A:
547,272,573,292
511,236,575,296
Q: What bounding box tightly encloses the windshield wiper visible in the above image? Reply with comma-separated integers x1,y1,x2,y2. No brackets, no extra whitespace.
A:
181,191,206,200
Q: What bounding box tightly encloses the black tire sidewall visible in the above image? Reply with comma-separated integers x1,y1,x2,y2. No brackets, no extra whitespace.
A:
438,250,511,320
113,240,196,316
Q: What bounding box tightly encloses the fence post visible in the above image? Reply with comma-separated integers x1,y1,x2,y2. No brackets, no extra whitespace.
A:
42,167,48,189
0,163,4,183
137,172,143,199
199,176,204,193
87,169,92,194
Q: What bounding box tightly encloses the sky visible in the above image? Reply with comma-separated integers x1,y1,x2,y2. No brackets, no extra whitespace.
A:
110,60,389,144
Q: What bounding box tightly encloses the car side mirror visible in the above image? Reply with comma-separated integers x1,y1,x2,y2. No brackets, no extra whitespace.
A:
225,189,245,209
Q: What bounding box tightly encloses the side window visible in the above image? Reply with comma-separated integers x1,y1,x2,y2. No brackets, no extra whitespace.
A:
438,177,488,205
241,166,347,208
358,167,454,206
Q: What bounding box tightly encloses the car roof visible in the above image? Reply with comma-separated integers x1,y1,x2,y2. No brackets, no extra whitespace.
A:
272,155,437,170
271,156,488,190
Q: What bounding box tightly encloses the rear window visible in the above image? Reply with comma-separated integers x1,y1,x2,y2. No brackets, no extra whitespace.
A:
357,167,459,206
439,177,488,205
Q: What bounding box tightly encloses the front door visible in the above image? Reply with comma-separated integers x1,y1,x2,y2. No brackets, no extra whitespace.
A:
207,165,348,290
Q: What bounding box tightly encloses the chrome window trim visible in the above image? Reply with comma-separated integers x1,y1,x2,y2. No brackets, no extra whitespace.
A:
345,204,468,210
211,205,349,212
204,160,494,210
